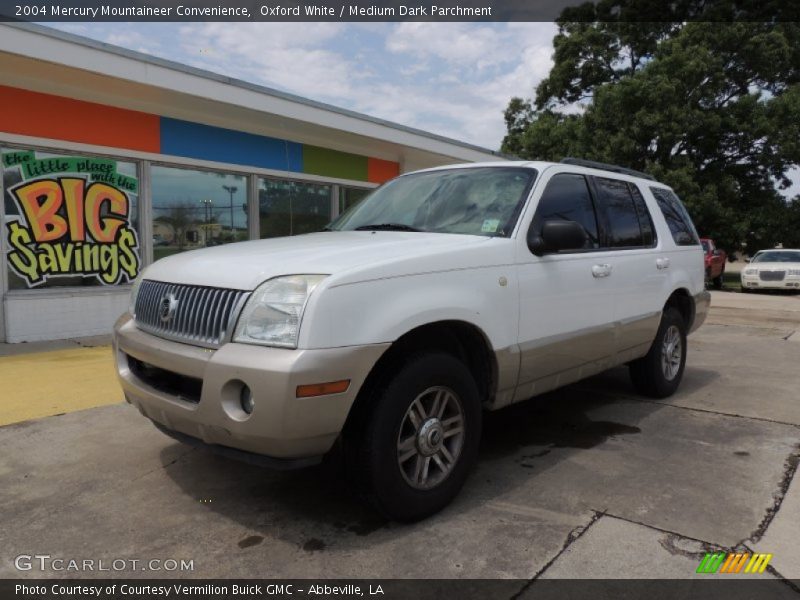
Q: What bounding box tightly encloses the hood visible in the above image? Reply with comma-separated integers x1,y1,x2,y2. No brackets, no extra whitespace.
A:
748,262,799,270
142,231,496,290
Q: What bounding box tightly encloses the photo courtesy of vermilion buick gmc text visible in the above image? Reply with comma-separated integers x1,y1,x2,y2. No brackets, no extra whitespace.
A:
114,158,710,521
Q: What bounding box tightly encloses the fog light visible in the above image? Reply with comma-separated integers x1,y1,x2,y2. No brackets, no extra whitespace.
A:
240,385,254,414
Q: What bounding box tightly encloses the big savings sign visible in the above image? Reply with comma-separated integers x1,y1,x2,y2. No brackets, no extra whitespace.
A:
3,150,140,287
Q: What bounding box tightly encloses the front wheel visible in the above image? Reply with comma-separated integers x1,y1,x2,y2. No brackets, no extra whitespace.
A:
629,307,687,399
712,271,724,290
350,353,482,521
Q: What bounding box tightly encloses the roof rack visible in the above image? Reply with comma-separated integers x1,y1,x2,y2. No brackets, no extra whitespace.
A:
560,157,656,181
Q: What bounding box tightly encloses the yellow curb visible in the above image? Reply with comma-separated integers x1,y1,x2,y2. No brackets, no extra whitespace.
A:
0,346,123,426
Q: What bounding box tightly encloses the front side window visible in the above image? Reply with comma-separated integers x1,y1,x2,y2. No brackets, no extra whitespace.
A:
151,165,247,260
650,187,699,246
3,147,140,289
595,177,645,248
530,173,599,248
330,167,536,237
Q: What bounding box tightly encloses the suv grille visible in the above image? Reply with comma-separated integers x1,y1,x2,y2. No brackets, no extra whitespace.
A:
134,280,249,348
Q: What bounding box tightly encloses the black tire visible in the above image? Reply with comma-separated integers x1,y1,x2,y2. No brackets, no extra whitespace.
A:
712,272,724,290
629,307,687,399
349,352,482,522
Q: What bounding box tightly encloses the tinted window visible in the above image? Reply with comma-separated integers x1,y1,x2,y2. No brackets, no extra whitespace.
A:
531,173,599,249
650,187,699,246
628,183,656,246
595,177,644,247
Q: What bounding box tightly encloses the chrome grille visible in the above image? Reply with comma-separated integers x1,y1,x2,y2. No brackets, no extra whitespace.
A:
134,280,250,348
759,270,786,282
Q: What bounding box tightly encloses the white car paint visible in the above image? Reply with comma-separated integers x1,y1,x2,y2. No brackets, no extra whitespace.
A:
741,249,800,291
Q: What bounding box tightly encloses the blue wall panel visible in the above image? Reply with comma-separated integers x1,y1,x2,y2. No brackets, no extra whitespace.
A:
159,118,303,173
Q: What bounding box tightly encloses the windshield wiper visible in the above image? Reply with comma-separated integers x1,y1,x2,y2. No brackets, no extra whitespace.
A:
354,223,421,232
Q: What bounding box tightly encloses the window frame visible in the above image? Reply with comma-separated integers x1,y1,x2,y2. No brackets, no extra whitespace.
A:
527,171,660,255
1,136,379,298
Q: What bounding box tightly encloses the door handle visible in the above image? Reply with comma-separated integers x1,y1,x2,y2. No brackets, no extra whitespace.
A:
656,257,671,270
592,264,612,278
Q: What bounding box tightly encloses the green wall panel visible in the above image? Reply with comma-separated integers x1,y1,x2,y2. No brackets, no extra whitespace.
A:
302,145,368,181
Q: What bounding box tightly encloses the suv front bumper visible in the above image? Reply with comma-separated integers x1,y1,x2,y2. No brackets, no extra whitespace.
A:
113,314,388,462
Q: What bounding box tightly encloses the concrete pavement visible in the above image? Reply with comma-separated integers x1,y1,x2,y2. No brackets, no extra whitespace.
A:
0,291,798,583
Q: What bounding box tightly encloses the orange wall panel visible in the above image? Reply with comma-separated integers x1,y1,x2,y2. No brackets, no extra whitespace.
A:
0,85,160,153
367,156,400,183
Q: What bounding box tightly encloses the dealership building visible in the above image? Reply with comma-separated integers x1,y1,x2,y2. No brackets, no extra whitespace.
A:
0,23,500,343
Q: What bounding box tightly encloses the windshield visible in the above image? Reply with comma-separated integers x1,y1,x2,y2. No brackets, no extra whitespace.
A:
752,251,800,263
329,167,537,237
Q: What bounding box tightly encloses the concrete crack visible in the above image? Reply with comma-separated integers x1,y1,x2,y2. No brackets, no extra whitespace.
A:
620,396,800,430
745,445,800,544
509,510,605,599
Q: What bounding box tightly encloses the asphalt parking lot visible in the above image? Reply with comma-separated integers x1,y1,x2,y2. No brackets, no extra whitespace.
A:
1,290,799,584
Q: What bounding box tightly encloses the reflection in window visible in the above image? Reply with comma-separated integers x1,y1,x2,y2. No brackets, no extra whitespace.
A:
532,173,599,248
596,177,644,248
628,183,656,246
339,186,371,215
151,166,247,261
650,187,699,246
2,147,139,289
259,179,331,239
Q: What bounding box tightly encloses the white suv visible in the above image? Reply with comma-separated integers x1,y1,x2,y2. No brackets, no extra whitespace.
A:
114,159,709,521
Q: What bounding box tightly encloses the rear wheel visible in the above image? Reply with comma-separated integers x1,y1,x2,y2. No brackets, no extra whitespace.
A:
349,352,482,521
629,307,687,399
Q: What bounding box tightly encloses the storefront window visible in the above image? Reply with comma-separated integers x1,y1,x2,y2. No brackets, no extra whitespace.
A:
151,165,248,261
2,147,140,289
259,178,331,238
339,186,371,215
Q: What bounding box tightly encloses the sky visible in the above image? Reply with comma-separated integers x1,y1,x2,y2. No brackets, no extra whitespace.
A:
44,22,799,198
48,22,559,151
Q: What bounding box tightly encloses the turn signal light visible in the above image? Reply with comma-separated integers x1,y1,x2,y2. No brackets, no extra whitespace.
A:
296,380,350,398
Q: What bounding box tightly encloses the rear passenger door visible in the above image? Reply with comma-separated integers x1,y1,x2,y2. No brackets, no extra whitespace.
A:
591,176,666,354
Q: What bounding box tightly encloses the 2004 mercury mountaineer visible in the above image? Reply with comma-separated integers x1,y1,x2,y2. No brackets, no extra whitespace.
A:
114,158,710,521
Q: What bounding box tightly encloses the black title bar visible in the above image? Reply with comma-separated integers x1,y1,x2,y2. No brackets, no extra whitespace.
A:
0,0,798,22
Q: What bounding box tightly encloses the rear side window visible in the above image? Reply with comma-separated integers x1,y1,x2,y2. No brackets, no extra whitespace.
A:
531,173,599,249
650,187,699,246
628,183,656,246
594,177,645,248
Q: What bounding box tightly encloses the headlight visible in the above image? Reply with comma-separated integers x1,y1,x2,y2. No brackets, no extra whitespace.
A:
744,268,758,276
234,275,327,348
129,274,143,316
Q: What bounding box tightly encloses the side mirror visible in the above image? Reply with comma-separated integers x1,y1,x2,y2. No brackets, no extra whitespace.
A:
712,249,720,256
528,220,587,256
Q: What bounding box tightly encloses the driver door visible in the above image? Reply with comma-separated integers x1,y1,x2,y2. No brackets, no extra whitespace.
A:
513,171,617,402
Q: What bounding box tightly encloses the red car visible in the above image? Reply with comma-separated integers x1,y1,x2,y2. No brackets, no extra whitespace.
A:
701,238,727,289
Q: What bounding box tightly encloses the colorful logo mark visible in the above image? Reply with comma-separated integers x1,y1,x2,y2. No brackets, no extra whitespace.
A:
696,552,773,574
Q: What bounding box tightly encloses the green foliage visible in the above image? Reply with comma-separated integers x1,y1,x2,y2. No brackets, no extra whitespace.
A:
502,11,800,253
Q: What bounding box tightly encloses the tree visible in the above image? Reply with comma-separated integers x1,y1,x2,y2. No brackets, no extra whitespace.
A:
155,202,199,250
503,9,800,253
